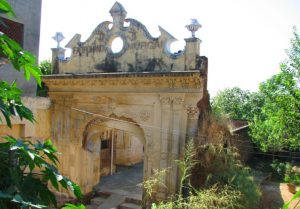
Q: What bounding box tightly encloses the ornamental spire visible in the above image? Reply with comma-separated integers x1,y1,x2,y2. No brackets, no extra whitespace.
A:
110,2,127,27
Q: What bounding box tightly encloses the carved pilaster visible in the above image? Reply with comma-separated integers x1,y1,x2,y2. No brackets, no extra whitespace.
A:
186,105,199,120
185,105,199,140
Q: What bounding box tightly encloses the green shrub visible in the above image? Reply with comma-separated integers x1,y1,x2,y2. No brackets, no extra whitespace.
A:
152,185,243,209
195,144,261,209
271,160,300,185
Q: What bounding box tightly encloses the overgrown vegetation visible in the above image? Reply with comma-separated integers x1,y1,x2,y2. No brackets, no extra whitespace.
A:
211,87,263,121
149,142,261,209
152,185,243,209
142,168,168,207
36,60,51,97
271,160,300,186
250,28,300,151
196,144,261,209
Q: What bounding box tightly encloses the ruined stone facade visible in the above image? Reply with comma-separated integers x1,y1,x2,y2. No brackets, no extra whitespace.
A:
43,2,209,199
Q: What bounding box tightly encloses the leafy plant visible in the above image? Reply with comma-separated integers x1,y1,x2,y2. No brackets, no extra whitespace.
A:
36,60,52,97
175,140,198,197
211,87,264,121
142,168,168,207
194,144,261,209
250,27,300,152
271,160,300,185
0,137,82,208
62,203,86,209
39,60,52,75
0,0,41,127
0,80,34,127
152,184,243,209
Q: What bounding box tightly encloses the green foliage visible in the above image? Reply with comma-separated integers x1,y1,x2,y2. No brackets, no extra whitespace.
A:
0,33,42,85
62,203,86,209
150,143,257,209
187,185,243,209
0,81,34,127
175,140,198,197
196,144,261,209
152,185,243,209
0,0,15,17
0,0,42,127
39,60,52,75
211,87,263,120
250,28,300,151
36,60,52,97
0,137,82,208
271,160,300,185
143,168,167,202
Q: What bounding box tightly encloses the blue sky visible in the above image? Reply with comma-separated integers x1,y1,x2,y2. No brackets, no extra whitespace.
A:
39,0,300,96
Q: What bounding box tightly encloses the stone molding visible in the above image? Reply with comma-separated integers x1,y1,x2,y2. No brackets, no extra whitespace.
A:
43,72,201,90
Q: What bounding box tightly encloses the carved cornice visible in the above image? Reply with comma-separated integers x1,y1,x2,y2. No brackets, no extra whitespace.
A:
43,72,201,92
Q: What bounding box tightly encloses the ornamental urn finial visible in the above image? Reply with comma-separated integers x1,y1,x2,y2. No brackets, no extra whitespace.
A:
185,19,201,38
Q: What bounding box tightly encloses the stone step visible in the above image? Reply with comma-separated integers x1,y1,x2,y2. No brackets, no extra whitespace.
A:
91,196,107,205
124,197,142,205
96,193,126,209
118,202,141,209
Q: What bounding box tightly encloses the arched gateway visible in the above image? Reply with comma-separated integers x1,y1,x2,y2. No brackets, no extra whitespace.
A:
43,2,209,201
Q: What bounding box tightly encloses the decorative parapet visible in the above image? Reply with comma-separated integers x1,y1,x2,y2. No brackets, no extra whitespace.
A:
52,2,202,74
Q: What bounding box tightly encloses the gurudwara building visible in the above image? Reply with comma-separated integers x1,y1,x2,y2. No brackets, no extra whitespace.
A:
43,1,209,200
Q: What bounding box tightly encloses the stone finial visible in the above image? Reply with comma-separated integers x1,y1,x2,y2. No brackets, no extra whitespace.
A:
52,32,65,48
186,19,201,38
110,2,127,27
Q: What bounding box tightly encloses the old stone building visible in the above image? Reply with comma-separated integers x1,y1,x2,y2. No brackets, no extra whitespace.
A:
43,1,209,200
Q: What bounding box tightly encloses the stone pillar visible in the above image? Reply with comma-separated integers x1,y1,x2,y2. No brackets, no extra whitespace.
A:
157,95,172,200
51,47,65,74
169,97,184,194
184,38,201,70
